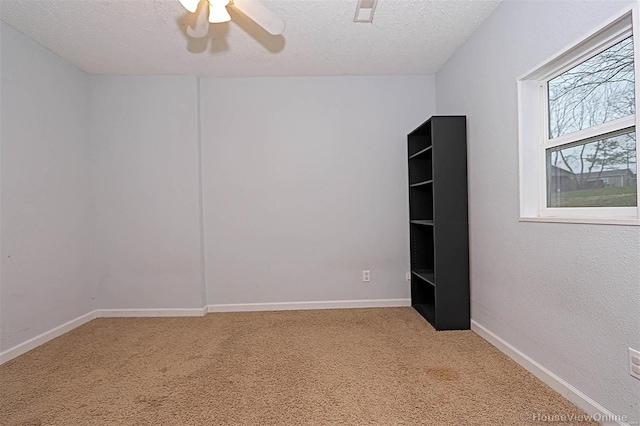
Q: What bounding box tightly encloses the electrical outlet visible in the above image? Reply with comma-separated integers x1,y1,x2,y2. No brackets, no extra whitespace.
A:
406,272,411,282
630,348,640,380
362,270,370,282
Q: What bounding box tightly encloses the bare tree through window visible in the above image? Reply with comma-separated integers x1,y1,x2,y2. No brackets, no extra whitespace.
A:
547,36,637,207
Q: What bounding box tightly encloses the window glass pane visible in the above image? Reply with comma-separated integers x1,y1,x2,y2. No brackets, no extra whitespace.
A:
547,131,637,207
548,36,635,139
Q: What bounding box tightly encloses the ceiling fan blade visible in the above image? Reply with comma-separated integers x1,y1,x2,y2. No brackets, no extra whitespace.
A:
230,0,285,35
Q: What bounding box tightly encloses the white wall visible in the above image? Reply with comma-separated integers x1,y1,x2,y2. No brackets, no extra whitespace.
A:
90,75,204,309
200,76,435,305
436,0,640,422
0,23,93,351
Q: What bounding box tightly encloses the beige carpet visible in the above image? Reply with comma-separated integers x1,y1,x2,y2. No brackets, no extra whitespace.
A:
1,307,594,425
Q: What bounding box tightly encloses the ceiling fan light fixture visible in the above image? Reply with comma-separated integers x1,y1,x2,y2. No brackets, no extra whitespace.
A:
178,0,285,36
208,0,231,23
179,0,201,13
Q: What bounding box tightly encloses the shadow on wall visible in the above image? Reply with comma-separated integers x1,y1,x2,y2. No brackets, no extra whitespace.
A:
176,3,285,54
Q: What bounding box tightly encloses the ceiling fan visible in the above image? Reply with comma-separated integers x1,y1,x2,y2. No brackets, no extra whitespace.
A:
179,0,286,37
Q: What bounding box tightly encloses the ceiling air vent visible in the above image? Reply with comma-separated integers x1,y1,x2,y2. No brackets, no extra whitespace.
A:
354,0,378,23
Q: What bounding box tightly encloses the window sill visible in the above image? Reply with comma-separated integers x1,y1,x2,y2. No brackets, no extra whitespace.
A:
519,216,640,226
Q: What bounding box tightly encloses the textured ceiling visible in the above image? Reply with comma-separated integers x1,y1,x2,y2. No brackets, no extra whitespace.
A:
1,0,501,77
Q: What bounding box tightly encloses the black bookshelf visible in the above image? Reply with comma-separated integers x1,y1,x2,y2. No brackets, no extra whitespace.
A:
408,116,470,330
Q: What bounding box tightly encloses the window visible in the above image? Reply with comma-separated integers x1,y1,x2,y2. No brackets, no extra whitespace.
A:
518,6,640,225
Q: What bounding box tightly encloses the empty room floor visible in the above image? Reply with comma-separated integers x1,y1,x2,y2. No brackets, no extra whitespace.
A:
0,307,594,425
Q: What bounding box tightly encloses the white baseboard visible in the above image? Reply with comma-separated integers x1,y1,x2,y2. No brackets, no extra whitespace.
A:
471,320,631,426
95,308,207,318
207,298,411,313
0,311,97,365
0,301,409,366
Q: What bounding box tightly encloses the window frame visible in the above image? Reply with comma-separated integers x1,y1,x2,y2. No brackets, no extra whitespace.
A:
518,4,640,225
